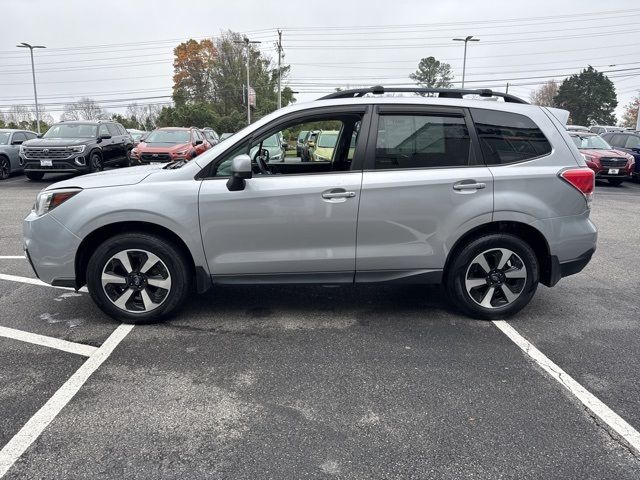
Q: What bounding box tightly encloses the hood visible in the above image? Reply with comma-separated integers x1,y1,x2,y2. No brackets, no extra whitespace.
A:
24,137,93,147
137,142,191,152
45,164,165,190
580,148,631,159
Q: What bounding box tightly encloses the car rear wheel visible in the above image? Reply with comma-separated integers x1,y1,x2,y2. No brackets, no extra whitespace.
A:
446,234,539,320
25,171,45,181
86,233,191,323
0,156,9,180
608,178,624,186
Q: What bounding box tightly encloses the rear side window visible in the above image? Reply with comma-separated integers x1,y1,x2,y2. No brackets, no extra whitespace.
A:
624,135,640,149
106,123,120,136
471,109,551,165
374,114,470,169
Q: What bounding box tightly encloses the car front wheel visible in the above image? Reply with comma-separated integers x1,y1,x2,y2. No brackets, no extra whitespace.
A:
86,233,191,323
446,234,539,320
25,171,45,181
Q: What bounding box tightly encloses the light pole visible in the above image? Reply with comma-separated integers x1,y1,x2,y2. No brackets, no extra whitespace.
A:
234,37,261,124
453,36,479,89
17,42,46,134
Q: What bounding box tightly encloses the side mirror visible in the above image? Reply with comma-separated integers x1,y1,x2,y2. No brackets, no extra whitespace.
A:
282,142,289,150
37,133,43,138
99,134,112,141
226,154,252,191
194,139,203,145
11,140,23,145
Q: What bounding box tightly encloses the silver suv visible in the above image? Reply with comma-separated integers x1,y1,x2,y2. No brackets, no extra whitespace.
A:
23,87,597,323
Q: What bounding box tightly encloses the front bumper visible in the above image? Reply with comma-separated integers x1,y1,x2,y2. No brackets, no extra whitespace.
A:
21,155,89,173
23,211,81,286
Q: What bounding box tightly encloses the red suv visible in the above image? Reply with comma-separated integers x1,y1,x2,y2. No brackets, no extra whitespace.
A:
131,127,210,164
569,132,634,186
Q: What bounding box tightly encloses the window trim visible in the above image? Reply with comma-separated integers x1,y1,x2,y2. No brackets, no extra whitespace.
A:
196,105,372,180
470,107,553,167
363,104,480,171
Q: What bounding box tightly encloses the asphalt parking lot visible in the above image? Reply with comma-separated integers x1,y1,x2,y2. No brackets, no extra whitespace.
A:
0,173,639,479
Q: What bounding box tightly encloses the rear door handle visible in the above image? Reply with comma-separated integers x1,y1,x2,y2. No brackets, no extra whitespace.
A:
322,189,356,199
453,181,486,191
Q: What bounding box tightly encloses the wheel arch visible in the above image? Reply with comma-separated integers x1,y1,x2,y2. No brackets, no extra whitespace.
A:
444,221,553,287
75,221,209,292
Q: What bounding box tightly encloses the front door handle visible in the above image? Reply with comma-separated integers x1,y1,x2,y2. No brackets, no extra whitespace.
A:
322,189,356,200
453,181,486,191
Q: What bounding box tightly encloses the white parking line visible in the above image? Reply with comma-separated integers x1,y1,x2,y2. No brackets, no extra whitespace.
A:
0,273,87,292
0,326,97,357
0,256,25,260
0,323,134,478
493,320,640,456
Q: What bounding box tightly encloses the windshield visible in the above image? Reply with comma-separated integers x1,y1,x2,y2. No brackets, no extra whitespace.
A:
44,124,97,139
262,134,279,147
144,129,190,144
0,132,10,145
572,135,612,150
318,133,338,148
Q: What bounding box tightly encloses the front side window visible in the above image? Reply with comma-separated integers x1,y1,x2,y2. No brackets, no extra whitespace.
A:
44,123,98,139
0,132,10,145
12,132,27,143
98,124,110,137
106,123,120,136
374,114,470,169
472,109,551,165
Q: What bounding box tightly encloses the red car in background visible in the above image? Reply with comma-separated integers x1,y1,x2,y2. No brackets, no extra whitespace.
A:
130,127,210,164
569,132,635,186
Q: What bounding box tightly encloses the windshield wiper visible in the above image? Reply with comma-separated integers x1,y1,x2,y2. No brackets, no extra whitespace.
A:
163,160,187,169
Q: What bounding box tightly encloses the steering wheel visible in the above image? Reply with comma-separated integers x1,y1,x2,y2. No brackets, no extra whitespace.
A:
253,147,272,175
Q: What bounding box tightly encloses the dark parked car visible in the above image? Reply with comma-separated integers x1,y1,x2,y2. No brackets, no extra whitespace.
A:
569,132,634,186
0,129,37,180
19,121,133,180
295,130,308,157
601,131,640,182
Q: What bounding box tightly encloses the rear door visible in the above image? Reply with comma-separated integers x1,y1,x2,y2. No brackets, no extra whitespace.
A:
355,105,494,279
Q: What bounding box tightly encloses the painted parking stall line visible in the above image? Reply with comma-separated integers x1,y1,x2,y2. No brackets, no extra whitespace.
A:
0,256,25,260
0,326,97,357
0,273,87,292
0,324,134,478
493,320,640,456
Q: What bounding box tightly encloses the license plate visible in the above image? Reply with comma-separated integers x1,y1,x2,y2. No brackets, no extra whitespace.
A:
608,168,619,174
40,160,52,167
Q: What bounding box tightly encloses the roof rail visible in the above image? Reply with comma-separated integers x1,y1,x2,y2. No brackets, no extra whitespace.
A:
319,85,528,104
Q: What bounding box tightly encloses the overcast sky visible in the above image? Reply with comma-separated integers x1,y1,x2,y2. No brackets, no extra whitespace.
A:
1,0,639,123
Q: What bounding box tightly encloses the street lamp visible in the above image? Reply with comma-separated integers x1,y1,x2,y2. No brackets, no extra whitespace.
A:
453,36,479,89
16,42,46,134
234,37,261,124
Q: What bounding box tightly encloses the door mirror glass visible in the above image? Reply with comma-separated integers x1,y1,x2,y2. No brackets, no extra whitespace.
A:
194,139,203,145
226,154,252,191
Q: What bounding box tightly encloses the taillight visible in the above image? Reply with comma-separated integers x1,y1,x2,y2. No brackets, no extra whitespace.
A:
560,168,594,208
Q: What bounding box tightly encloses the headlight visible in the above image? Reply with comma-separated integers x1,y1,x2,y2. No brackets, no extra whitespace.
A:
131,149,139,156
34,189,81,216
174,150,188,156
69,145,86,154
19,145,25,155
271,153,281,160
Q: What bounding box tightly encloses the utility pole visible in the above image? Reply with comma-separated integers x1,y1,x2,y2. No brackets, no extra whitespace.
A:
235,36,261,124
453,36,479,89
277,29,283,109
505,82,509,94
16,42,46,134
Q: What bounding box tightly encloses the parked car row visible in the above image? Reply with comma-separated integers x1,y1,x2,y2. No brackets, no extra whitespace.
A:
567,126,639,185
0,121,222,181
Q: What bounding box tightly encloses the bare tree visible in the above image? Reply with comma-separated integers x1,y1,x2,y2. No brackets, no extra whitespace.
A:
530,80,559,107
126,102,162,129
6,104,33,126
61,97,108,121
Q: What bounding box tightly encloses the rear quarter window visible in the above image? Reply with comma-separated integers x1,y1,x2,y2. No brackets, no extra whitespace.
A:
471,109,552,165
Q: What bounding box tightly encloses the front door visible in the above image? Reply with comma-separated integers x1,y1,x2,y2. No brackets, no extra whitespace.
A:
355,106,494,279
198,109,368,282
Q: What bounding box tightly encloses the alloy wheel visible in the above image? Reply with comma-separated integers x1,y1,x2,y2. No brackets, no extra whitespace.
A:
0,158,9,180
464,248,527,309
101,249,172,313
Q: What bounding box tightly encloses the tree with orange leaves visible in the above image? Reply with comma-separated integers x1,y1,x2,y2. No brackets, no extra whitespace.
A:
172,39,217,105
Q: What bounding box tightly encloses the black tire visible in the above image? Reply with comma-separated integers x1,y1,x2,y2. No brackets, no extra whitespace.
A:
25,171,45,181
445,234,539,320
0,156,9,180
608,178,624,186
89,152,103,173
86,233,192,324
